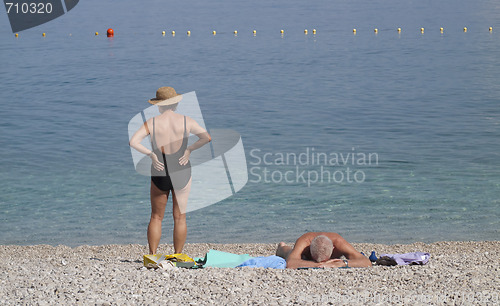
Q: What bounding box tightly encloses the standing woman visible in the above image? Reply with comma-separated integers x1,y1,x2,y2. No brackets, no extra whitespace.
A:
130,87,211,254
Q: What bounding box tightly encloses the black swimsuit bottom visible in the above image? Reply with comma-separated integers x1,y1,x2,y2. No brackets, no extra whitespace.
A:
150,116,191,192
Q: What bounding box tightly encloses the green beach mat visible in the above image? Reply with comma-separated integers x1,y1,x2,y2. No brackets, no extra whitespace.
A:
195,249,254,268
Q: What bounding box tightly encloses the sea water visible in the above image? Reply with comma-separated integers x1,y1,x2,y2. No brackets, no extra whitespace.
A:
0,0,499,246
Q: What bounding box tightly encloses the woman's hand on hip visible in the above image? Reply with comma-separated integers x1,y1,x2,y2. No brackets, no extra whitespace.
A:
150,153,164,171
179,149,191,165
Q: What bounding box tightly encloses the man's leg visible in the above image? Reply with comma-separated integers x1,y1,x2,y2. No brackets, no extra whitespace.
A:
276,242,293,260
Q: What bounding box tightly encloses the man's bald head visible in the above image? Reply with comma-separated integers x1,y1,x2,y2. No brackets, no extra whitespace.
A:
310,235,334,262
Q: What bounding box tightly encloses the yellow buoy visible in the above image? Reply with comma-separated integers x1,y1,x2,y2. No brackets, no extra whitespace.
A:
489,27,493,31
234,30,237,34
253,30,256,35
420,27,424,33
42,33,46,37
304,29,308,34
374,28,378,33
212,30,216,35
162,31,166,35
440,27,444,33
15,33,18,37
353,28,357,34
313,29,316,34
397,27,401,32
95,32,99,36
280,29,284,34
463,27,467,32
187,30,191,35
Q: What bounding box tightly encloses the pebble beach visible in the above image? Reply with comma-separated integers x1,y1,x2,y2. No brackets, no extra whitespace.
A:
1,241,498,305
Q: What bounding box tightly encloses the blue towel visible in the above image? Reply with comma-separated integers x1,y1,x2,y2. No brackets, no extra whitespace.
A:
236,255,286,269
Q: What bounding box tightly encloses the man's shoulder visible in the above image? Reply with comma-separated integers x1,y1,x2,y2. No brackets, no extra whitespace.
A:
295,232,341,244
302,232,342,239
297,232,319,241
323,232,342,239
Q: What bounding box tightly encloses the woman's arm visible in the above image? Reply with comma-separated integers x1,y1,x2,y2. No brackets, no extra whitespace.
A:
129,122,153,155
129,121,164,171
179,117,211,166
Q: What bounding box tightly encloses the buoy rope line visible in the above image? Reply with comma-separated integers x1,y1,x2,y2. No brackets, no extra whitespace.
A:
14,27,494,37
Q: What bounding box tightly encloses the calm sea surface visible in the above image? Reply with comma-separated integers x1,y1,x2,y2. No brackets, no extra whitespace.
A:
1,0,499,246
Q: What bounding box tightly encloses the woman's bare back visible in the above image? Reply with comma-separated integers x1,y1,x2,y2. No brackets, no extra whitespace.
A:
149,112,187,154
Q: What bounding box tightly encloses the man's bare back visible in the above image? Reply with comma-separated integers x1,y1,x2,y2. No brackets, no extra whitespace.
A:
276,232,372,269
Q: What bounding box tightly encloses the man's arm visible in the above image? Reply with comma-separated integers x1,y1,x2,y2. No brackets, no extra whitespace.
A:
327,233,372,268
317,256,371,268
343,257,372,268
285,234,319,269
286,232,372,268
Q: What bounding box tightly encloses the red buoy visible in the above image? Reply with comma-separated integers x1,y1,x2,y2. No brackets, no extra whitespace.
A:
107,28,114,37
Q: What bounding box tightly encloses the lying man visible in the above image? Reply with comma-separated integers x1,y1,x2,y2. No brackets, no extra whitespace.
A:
276,232,372,269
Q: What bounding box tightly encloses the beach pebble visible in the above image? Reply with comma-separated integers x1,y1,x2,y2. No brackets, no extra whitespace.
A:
0,242,499,305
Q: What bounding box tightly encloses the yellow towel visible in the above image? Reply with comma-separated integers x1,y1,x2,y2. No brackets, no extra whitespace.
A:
143,253,195,268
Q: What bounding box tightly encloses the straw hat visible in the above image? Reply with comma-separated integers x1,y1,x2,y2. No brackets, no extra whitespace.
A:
148,87,183,105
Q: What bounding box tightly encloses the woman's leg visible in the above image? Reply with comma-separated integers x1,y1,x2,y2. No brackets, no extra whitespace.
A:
171,179,191,253
148,181,168,254
171,191,187,254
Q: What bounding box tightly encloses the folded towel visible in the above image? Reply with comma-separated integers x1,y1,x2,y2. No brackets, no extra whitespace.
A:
378,252,430,265
194,250,254,268
236,255,286,269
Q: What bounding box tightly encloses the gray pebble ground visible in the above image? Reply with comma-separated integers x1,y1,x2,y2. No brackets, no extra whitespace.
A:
1,241,498,305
